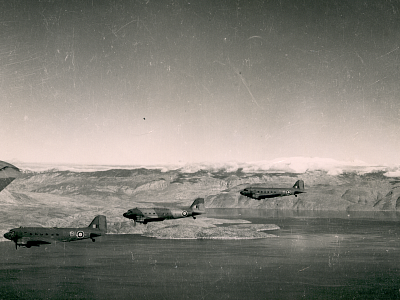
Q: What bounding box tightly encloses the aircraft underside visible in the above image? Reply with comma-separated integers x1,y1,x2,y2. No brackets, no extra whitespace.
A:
16,240,51,249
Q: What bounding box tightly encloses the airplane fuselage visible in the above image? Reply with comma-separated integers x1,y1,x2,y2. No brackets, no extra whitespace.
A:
5,227,102,243
240,180,305,200
123,207,201,224
240,187,304,199
4,215,107,248
123,198,205,224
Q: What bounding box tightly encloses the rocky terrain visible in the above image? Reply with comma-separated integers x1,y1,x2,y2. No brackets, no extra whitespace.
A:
1,164,399,240
109,217,279,239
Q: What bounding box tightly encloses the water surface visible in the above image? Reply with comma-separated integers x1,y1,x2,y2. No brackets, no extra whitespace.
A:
1,209,400,299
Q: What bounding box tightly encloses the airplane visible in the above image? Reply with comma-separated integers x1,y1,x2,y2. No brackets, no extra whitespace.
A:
0,161,20,193
239,180,305,200
3,215,107,249
123,198,205,225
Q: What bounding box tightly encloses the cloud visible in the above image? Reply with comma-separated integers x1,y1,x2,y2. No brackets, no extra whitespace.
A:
383,166,400,178
177,157,393,175
13,156,396,176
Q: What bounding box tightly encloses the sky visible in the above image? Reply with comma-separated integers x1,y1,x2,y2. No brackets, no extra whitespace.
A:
1,0,400,166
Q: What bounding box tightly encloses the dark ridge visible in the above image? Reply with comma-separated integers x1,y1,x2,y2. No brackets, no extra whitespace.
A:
178,169,210,177
242,172,299,179
21,168,167,178
359,171,387,180
83,168,163,178
170,173,187,184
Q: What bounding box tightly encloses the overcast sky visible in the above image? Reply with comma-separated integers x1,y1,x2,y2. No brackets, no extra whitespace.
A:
1,0,399,166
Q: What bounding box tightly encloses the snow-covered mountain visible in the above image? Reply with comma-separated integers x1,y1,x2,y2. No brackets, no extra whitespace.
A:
12,157,400,177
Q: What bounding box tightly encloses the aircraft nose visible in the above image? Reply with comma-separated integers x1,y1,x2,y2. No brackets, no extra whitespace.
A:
123,212,130,218
4,232,11,240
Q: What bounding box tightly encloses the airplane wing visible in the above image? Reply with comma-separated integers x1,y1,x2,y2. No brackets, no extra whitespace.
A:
134,216,147,223
0,161,20,192
252,193,281,199
0,178,16,192
17,237,52,247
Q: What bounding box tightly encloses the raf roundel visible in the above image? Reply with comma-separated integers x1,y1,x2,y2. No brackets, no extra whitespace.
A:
76,231,84,238
182,210,188,217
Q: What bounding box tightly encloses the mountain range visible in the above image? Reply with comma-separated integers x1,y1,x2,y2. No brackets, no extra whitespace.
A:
1,157,400,240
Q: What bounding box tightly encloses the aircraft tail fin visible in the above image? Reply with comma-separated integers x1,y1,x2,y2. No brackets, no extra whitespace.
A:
293,180,305,190
88,215,107,232
190,198,205,213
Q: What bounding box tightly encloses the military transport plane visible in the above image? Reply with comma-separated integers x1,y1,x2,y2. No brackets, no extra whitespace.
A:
0,161,20,193
240,180,305,200
123,198,205,225
3,215,107,249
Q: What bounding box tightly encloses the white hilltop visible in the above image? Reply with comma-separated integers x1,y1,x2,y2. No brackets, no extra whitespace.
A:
384,169,400,177
175,157,391,176
9,157,400,177
240,157,386,175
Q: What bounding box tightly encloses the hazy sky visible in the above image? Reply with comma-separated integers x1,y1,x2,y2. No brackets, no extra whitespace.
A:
1,1,400,166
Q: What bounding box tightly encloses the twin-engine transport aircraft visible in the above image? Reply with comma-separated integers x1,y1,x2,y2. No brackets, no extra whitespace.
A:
4,215,107,249
0,161,20,193
240,180,305,200
123,198,205,225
